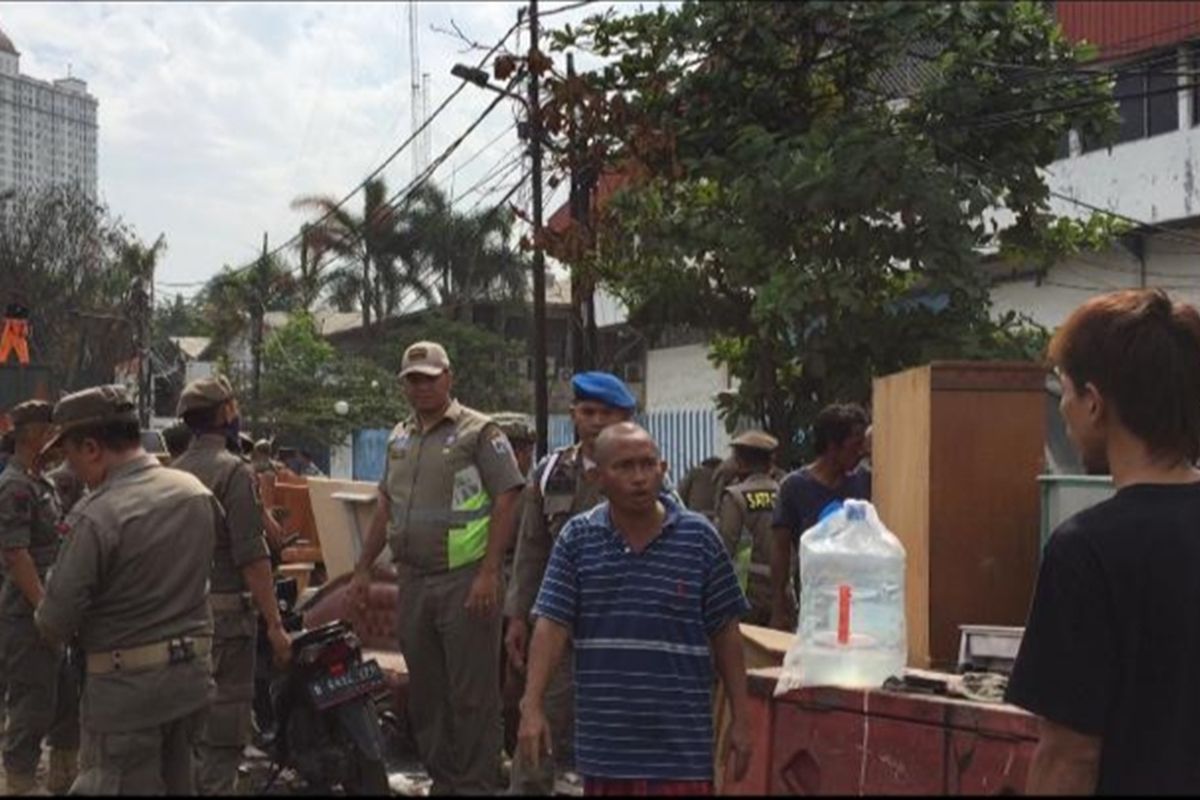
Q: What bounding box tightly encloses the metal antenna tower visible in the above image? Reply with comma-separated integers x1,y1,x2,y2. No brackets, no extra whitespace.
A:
408,0,423,178
420,72,431,173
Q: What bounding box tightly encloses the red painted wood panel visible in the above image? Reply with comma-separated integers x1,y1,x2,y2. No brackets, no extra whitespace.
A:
947,731,1037,796
861,716,947,795
1056,1,1200,59
768,700,947,795
770,703,869,795
721,691,775,796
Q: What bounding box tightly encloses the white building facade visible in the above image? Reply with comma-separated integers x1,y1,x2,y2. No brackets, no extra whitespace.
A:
0,25,97,199
989,7,1200,329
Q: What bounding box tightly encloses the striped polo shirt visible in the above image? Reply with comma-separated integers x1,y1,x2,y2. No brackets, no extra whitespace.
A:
532,492,749,781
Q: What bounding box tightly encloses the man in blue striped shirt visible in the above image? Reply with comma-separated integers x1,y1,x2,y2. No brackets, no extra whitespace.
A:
518,422,753,795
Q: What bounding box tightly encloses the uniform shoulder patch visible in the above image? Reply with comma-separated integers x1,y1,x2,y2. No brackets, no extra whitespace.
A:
742,489,777,512
490,433,513,457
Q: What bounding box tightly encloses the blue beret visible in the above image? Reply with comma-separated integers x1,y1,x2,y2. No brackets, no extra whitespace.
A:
571,371,637,411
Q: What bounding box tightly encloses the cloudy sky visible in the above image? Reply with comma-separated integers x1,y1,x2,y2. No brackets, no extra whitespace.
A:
2,1,645,297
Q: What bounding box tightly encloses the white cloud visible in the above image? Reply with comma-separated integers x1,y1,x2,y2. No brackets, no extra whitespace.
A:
0,2,651,291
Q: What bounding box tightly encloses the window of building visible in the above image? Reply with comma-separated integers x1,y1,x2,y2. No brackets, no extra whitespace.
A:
1080,50,1181,152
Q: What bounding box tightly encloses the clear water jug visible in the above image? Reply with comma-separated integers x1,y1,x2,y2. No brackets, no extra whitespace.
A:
792,499,907,689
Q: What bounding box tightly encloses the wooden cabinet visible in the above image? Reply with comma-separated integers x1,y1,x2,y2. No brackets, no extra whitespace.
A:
872,361,1046,670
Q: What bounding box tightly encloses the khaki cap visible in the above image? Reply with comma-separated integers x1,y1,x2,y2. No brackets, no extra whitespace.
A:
8,400,52,429
491,412,535,443
45,385,138,450
177,375,235,416
399,341,450,378
731,430,779,452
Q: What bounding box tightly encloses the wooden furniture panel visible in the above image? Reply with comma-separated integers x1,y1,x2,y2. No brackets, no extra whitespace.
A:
947,731,1036,796
928,385,1044,673
770,703,868,795
874,362,1045,669
873,365,932,669
734,667,1040,795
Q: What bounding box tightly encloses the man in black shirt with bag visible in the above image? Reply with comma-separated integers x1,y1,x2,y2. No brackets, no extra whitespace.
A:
1008,288,1200,794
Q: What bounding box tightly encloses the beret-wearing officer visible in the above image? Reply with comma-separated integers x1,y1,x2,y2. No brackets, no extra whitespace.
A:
503,371,637,795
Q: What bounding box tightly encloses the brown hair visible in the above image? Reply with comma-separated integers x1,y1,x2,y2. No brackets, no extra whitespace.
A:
1048,288,1200,462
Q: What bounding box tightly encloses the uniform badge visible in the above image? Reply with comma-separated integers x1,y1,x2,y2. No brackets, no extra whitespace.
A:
743,490,777,512
12,491,29,516
491,436,513,457
389,435,409,460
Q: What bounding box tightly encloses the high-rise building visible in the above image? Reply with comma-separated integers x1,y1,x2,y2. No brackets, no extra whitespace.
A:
0,24,97,199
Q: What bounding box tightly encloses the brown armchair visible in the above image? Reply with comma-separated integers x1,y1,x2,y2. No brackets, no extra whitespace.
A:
300,566,408,718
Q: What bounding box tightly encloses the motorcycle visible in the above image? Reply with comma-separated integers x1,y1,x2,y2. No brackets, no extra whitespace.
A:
264,618,392,795
251,572,301,746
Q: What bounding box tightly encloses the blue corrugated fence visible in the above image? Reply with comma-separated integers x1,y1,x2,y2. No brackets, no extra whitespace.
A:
351,408,724,484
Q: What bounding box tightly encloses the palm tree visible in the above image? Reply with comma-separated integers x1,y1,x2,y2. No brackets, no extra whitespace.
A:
292,178,429,329
402,185,529,315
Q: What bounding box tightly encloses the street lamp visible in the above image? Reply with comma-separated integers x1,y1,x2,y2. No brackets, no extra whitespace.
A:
334,400,349,417
452,64,530,109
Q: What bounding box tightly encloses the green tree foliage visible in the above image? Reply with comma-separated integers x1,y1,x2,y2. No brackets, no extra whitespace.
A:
542,0,1124,461
250,310,527,445
0,184,168,390
343,312,529,414
401,185,529,313
292,178,429,329
156,293,211,339
196,254,299,355
258,312,407,446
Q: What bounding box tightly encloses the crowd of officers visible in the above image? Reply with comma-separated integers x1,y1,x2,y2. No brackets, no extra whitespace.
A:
340,340,871,795
0,375,294,795
0,333,871,796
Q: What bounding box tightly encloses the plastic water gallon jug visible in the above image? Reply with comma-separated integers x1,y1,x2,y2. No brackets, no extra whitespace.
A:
792,499,907,689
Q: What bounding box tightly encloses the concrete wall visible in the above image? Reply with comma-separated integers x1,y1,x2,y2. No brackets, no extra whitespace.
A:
990,47,1200,331
645,343,731,411
1045,55,1200,226
990,225,1200,330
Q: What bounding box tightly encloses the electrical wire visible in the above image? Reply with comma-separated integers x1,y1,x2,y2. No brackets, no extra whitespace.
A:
939,78,1200,134
225,15,523,275
450,122,519,176
930,136,1200,252
457,150,527,203
536,0,600,21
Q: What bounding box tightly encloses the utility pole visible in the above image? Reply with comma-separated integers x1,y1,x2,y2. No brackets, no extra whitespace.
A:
251,231,267,431
566,52,598,372
137,253,154,428
529,0,549,458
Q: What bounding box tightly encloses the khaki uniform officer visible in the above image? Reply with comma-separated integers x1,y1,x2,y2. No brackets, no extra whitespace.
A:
716,431,782,626
504,371,636,795
0,401,79,794
34,385,219,795
350,341,525,795
172,376,291,795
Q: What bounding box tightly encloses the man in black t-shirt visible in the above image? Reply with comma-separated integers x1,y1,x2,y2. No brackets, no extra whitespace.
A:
768,403,870,630
1007,288,1200,795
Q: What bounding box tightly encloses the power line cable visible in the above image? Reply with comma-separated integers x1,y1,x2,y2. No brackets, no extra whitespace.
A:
930,136,1200,251
226,16,523,276
451,122,519,176
457,149,527,202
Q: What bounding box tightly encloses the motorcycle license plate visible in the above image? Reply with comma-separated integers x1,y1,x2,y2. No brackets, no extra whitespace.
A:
306,659,387,710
